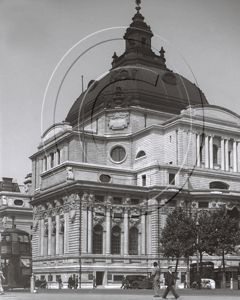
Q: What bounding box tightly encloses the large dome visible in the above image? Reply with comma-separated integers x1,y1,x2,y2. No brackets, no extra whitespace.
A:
66,4,208,126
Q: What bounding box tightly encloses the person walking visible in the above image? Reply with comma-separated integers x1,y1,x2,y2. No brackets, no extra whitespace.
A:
152,261,161,297
93,276,97,289
75,276,78,289
120,276,126,289
196,272,202,290
162,266,179,299
0,268,5,295
58,276,63,289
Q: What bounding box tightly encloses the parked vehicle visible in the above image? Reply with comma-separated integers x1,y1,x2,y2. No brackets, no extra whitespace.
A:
126,275,153,289
192,278,215,290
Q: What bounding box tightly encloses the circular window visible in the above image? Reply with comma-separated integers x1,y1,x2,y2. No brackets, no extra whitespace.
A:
14,199,23,206
110,146,126,163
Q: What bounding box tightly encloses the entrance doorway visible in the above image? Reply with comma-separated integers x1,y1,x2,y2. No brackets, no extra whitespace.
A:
96,271,104,285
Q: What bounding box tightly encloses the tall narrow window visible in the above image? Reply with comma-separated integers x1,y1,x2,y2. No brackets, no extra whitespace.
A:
129,227,138,255
229,151,232,167
142,175,146,186
44,156,47,171
213,145,218,164
93,225,103,254
111,226,121,254
50,153,54,168
57,149,60,165
200,146,203,163
169,173,175,185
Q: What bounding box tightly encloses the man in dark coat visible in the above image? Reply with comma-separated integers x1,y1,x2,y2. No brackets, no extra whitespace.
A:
162,266,179,299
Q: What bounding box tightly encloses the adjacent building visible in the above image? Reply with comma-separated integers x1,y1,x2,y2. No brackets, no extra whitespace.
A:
29,2,240,287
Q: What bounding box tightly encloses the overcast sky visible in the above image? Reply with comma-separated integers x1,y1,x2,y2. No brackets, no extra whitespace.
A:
1,0,240,185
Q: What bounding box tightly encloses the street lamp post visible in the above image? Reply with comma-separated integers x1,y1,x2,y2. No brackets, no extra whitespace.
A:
196,221,200,273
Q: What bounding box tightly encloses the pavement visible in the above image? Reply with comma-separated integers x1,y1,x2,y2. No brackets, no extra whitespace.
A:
1,289,240,300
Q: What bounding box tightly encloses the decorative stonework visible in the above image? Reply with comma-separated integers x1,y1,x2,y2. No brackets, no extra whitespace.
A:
129,218,140,226
108,112,129,130
66,167,74,180
110,68,138,82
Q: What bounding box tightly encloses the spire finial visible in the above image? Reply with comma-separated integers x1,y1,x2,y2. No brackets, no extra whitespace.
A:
135,0,141,13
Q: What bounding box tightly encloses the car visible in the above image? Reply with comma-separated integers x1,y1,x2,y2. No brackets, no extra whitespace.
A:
201,278,215,289
126,275,153,289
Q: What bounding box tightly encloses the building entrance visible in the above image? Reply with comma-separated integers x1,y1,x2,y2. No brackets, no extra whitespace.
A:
96,271,104,285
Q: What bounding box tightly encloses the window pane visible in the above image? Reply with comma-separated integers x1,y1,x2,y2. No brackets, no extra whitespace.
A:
93,225,103,254
111,226,121,254
129,227,138,255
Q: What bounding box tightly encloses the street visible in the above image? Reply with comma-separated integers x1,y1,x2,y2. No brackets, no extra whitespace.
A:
1,289,240,300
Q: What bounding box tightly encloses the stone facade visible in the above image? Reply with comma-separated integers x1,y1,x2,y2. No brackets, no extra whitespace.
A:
29,3,240,288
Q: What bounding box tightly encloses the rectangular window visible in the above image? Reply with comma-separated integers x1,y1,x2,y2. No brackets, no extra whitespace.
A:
198,201,209,208
142,175,146,186
113,197,122,204
114,213,122,219
141,37,147,47
114,275,124,282
169,173,175,185
229,151,231,167
200,146,203,162
95,212,104,217
40,275,45,280
131,198,140,205
95,195,105,203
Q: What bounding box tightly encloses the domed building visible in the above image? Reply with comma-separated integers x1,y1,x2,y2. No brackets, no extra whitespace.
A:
30,1,240,288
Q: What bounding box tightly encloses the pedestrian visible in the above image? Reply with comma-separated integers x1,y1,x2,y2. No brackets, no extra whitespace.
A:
196,272,202,290
120,276,125,289
93,276,96,289
75,275,78,289
162,266,179,299
152,261,161,297
124,279,129,289
0,267,5,295
68,275,73,289
58,276,62,289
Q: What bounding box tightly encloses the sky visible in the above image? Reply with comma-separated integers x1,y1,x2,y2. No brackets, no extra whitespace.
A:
1,0,240,185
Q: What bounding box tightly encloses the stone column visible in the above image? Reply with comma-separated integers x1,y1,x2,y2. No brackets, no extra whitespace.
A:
48,215,52,256
205,134,209,168
124,208,129,255
103,230,106,254
237,141,240,172
56,214,60,255
106,207,111,254
192,132,197,167
82,203,88,254
225,139,229,171
40,218,44,256
88,205,93,254
54,152,58,167
64,211,69,253
196,133,201,167
141,210,146,255
146,208,152,255
233,140,237,172
183,130,188,165
209,135,213,169
221,138,225,171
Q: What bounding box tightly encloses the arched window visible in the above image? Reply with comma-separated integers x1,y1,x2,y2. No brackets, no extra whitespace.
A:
209,181,229,189
136,151,146,159
111,226,121,254
213,145,218,164
129,227,138,255
93,225,103,254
